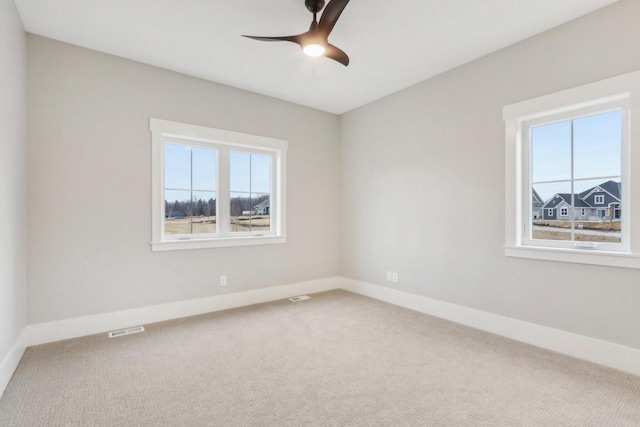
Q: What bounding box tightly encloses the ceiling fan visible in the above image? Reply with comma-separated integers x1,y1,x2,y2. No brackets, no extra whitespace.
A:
242,0,351,66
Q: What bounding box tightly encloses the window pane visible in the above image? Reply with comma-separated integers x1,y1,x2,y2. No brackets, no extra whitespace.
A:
230,192,251,232
165,190,191,235
573,178,621,243
251,154,271,194
531,182,572,242
531,120,571,182
192,191,216,234
192,147,216,191
573,110,621,180
532,179,621,244
164,143,191,189
230,151,250,192
252,194,270,232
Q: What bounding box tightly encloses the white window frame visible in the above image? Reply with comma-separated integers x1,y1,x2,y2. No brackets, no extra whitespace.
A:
504,70,640,269
595,195,605,205
150,118,287,251
560,207,568,217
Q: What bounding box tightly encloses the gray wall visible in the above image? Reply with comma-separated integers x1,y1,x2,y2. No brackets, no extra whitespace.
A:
0,0,27,360
340,0,640,349
27,35,341,323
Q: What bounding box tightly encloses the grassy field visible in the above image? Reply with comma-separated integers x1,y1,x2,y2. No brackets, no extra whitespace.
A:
532,230,620,243
165,215,270,234
532,219,621,243
533,220,620,231
230,215,270,232
165,216,216,234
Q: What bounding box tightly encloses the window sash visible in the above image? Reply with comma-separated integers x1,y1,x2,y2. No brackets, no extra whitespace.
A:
520,99,629,253
150,118,287,251
161,139,276,241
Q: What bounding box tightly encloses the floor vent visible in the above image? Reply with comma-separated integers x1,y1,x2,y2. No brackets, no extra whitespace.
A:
289,295,311,302
108,326,145,338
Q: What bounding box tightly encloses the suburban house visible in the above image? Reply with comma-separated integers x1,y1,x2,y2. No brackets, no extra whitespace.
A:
254,199,270,215
165,210,185,219
539,180,621,221
532,188,544,219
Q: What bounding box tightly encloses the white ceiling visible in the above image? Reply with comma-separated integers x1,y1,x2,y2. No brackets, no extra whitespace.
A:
15,0,619,114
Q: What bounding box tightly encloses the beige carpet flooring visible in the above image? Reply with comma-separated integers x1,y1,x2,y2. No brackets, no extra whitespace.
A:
1,290,640,426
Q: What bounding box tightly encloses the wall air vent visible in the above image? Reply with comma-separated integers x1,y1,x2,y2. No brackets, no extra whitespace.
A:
108,326,145,338
289,295,311,302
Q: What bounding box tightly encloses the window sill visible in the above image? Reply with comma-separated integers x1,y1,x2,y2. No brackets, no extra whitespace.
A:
504,245,640,269
151,235,287,251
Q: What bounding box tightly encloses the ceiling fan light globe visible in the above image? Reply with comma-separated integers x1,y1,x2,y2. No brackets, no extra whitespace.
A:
303,43,325,57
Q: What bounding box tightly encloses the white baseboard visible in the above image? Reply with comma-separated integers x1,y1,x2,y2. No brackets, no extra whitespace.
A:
340,277,640,376
0,341,26,398
20,277,340,347
14,275,640,379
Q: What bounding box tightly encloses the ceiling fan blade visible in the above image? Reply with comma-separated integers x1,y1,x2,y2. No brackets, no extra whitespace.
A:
242,35,302,45
325,44,349,66
318,0,350,37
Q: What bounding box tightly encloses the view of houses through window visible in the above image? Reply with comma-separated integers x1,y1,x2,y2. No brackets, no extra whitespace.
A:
229,151,271,233
163,144,272,236
530,110,622,243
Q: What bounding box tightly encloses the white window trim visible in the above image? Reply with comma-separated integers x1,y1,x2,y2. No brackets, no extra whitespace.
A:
595,195,605,205
519,99,628,253
504,69,640,269
560,207,568,217
150,118,288,251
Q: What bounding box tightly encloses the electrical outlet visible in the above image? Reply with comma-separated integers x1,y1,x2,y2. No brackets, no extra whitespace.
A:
392,272,398,283
386,271,392,281
220,275,227,287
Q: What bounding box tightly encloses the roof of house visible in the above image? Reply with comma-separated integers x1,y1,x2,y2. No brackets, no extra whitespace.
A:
558,194,591,208
254,199,270,208
540,180,621,209
543,194,590,209
578,180,621,200
532,188,544,205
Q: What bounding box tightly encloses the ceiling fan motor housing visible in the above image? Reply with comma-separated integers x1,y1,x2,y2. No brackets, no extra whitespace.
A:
305,0,325,14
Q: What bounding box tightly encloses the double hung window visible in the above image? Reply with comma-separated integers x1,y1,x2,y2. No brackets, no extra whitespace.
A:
151,119,287,251
503,70,640,268
524,104,625,251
